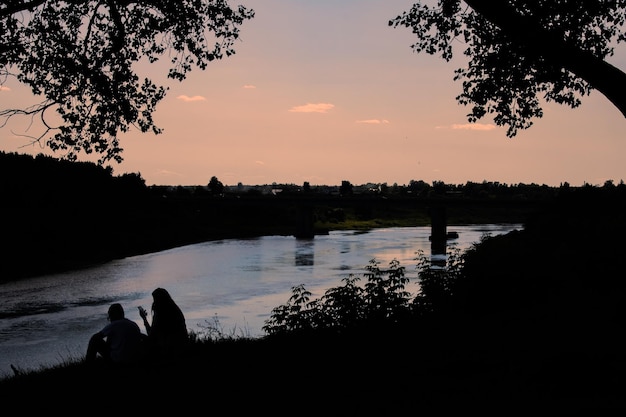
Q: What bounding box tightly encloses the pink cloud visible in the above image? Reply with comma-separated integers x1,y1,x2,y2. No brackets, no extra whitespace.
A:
177,95,206,102
289,103,335,113
450,123,496,131
356,119,390,124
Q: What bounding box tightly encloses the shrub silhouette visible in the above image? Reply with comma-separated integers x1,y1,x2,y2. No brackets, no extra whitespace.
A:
263,246,465,336
411,244,468,317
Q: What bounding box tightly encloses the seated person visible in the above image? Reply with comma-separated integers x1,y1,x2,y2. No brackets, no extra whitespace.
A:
86,303,143,365
139,288,188,358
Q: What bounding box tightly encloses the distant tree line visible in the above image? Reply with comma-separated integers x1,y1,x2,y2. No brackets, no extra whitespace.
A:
2,151,624,281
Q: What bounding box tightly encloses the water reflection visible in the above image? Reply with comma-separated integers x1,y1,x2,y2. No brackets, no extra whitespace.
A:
295,238,315,266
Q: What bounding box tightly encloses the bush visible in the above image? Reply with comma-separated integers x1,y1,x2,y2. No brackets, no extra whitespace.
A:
263,247,466,336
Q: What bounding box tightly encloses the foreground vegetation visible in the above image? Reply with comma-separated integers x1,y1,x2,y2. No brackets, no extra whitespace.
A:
2,184,626,414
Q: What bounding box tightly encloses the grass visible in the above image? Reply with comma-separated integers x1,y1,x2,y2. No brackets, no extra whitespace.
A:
5,305,623,414
0,319,520,413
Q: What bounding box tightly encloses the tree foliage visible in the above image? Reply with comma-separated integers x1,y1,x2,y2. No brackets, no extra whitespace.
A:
0,0,254,163
390,0,626,136
208,175,224,195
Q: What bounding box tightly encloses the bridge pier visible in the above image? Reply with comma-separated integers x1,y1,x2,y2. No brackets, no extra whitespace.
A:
429,205,447,267
430,205,447,254
294,204,315,239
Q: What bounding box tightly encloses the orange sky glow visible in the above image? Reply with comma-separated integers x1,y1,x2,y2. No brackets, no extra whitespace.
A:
1,0,625,187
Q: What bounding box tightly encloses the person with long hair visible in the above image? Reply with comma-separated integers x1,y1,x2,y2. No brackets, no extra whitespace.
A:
138,288,188,358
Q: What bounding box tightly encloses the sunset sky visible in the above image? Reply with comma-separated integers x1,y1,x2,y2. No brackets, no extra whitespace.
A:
1,0,625,187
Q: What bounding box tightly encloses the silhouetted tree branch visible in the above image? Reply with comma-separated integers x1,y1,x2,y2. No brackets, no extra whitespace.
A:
391,0,626,136
0,0,255,163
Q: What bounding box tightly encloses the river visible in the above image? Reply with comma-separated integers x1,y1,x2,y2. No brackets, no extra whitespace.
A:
0,224,521,378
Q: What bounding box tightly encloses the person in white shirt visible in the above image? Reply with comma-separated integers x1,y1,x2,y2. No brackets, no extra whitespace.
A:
86,303,143,365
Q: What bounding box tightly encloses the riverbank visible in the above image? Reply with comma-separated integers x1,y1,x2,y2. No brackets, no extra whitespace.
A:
2,193,540,283
2,151,555,282
8,315,617,415
2,189,626,414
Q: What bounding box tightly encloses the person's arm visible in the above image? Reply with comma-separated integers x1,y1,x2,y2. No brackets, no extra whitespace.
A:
138,306,151,334
86,330,106,362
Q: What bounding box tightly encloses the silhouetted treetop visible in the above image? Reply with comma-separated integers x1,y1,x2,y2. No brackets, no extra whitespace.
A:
208,176,225,195
390,1,626,136
0,1,254,164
